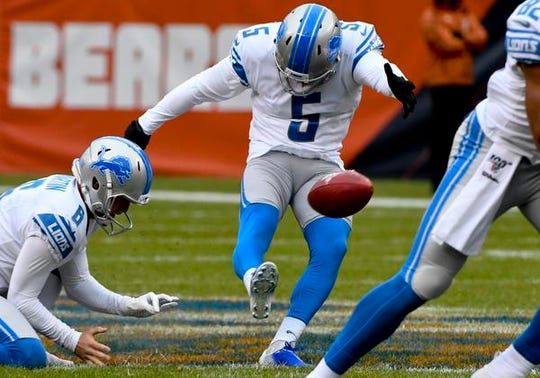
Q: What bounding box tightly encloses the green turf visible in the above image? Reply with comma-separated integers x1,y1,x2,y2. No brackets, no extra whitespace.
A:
0,175,538,377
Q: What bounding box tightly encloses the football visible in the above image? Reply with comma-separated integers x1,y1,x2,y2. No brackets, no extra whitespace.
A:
308,170,374,218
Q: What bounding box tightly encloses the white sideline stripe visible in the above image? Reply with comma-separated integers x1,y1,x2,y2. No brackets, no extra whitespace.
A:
485,249,540,259
0,185,429,208
149,189,431,208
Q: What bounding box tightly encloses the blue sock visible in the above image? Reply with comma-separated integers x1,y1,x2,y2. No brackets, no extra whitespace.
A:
514,307,540,364
287,217,350,323
0,338,46,369
232,203,279,279
324,274,425,374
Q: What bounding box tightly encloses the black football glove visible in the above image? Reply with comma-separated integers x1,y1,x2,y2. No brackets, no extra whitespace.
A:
124,119,151,150
384,63,416,119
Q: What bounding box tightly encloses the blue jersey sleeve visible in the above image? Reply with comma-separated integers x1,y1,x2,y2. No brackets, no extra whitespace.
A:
33,213,77,259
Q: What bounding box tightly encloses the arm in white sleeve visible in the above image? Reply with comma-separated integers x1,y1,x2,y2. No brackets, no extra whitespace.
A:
59,250,130,315
8,236,81,352
353,50,406,97
138,56,247,134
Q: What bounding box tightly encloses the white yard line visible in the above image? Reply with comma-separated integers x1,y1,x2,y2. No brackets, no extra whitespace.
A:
149,189,431,209
1,184,430,208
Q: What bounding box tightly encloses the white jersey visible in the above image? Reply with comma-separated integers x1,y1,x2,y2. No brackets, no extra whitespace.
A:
139,20,400,168
0,175,128,352
476,0,540,164
0,175,91,288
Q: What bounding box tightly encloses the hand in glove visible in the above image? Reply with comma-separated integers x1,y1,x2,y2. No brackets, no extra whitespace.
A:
124,292,179,318
384,63,416,119
46,351,75,367
124,119,151,150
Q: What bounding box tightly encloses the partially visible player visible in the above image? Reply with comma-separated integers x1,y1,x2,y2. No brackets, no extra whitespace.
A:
0,136,179,367
123,3,416,366
307,1,540,376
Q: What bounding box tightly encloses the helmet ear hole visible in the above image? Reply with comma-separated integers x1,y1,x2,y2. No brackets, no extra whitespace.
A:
92,177,100,190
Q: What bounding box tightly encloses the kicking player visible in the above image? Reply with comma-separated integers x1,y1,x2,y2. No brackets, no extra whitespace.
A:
0,136,178,367
123,3,416,366
307,1,540,377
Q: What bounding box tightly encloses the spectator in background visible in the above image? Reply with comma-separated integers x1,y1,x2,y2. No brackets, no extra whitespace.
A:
421,0,487,192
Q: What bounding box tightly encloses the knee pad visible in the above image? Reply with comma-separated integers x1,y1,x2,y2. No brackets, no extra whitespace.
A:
412,264,454,300
411,240,466,300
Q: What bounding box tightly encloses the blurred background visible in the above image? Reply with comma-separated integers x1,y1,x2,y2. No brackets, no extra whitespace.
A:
0,0,522,179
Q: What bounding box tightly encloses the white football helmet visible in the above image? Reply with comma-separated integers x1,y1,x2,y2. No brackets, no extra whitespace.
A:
72,136,153,236
274,3,342,96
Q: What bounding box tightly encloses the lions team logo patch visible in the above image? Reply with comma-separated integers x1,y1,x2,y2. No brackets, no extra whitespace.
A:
90,145,132,185
33,213,76,259
327,35,342,63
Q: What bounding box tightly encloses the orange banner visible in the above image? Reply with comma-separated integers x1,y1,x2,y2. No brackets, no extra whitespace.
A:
0,0,494,177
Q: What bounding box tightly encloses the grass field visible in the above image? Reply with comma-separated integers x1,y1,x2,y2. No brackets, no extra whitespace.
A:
0,175,538,377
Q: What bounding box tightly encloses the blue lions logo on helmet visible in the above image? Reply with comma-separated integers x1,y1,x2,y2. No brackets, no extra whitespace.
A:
90,145,132,185
327,35,342,63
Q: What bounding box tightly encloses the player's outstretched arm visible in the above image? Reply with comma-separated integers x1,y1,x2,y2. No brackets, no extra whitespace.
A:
124,119,151,150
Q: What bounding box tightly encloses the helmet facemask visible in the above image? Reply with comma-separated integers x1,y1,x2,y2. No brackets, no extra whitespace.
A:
72,136,152,236
274,3,342,96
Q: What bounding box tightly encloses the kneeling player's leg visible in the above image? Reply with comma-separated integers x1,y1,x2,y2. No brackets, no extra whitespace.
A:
1,339,47,369
0,297,46,368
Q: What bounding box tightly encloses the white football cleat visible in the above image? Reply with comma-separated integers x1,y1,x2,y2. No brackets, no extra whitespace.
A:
250,261,279,319
471,367,494,378
471,351,528,378
46,352,74,367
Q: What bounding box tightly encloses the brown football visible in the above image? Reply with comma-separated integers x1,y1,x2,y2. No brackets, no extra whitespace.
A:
308,170,374,218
